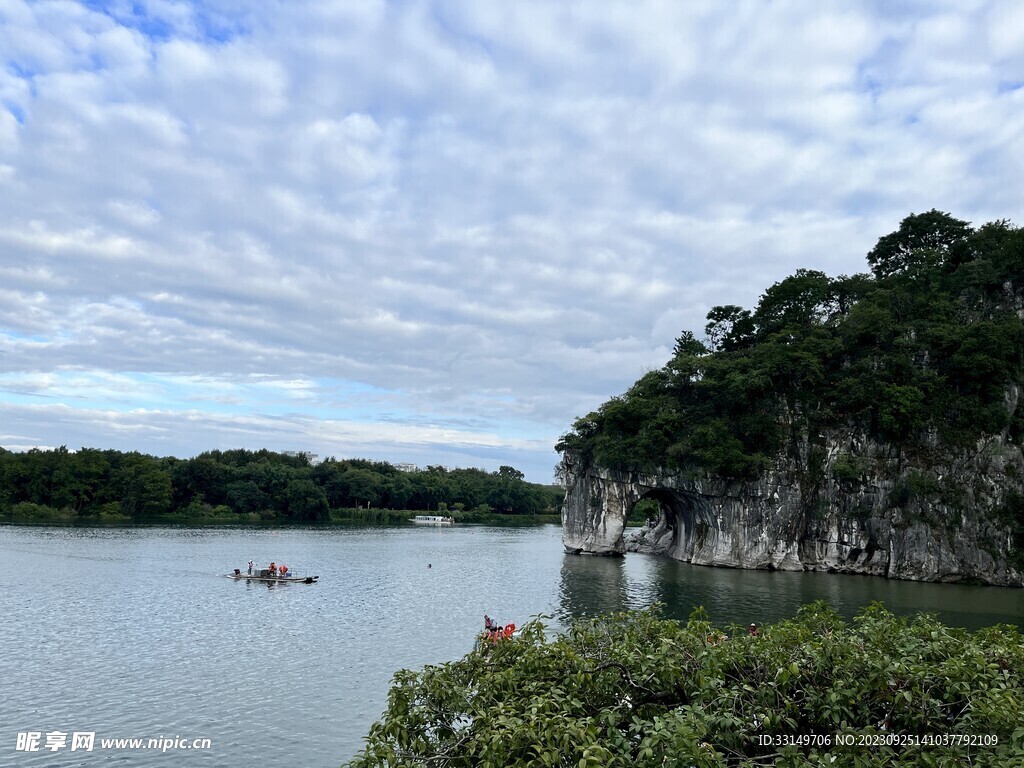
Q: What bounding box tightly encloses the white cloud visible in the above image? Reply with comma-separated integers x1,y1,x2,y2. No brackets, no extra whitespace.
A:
108,199,162,227
0,1,1022,481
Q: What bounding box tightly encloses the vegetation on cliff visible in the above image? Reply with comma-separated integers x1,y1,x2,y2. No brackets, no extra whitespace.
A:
555,211,1024,553
348,603,1024,767
557,211,1023,477
0,447,562,523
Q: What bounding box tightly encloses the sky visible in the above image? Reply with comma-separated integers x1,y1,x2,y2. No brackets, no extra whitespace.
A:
1,1,1022,483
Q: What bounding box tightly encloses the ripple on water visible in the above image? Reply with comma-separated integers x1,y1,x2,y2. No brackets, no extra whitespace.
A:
4,523,1022,767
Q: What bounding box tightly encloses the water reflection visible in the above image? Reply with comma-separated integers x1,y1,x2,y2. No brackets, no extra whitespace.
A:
558,549,1024,631
556,555,630,622
3,523,1021,768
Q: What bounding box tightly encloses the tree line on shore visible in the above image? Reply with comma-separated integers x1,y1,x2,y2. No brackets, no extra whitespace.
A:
0,447,564,523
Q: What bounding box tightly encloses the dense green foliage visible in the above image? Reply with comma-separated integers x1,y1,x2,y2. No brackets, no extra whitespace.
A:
556,211,1024,479
348,603,1024,767
0,447,562,523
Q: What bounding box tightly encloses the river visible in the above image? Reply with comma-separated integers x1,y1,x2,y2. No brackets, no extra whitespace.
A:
3,523,1022,767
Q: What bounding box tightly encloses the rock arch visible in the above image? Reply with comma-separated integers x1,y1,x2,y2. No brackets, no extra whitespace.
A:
634,488,714,559
559,454,785,568
557,449,1023,585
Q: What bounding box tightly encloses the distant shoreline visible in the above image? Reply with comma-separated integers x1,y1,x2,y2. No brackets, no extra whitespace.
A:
0,507,563,527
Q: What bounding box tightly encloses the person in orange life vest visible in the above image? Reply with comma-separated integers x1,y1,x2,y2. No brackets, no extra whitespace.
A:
279,564,288,577
269,562,277,576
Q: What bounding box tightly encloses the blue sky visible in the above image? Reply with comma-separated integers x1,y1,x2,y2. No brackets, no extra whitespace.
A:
1,0,1023,482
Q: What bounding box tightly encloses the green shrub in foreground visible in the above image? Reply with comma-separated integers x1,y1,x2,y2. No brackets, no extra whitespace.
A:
347,602,1024,767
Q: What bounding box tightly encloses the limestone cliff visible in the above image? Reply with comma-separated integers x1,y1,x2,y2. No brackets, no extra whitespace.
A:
560,420,1024,586
559,213,1024,585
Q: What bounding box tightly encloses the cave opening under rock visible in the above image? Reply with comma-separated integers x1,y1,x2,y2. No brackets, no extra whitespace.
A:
634,488,712,552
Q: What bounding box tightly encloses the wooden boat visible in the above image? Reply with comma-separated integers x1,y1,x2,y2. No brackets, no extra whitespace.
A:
410,515,454,525
226,569,319,584
474,622,517,650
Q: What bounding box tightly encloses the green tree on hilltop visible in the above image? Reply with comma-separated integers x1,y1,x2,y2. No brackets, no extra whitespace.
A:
557,212,1024,481
867,209,971,279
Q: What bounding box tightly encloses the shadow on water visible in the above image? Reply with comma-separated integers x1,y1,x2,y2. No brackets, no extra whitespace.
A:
556,555,630,622
4,522,1021,768
558,550,1024,632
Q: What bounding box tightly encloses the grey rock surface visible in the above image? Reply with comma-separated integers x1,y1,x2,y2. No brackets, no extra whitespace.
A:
560,429,1024,586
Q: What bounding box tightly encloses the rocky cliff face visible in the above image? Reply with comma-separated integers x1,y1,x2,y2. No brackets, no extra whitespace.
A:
560,419,1024,586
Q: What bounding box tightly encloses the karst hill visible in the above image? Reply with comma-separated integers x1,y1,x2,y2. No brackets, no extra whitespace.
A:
558,211,1024,585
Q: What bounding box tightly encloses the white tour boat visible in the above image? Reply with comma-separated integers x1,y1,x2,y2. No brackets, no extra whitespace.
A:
410,515,455,525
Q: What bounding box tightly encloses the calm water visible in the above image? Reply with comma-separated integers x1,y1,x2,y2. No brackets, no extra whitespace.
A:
3,523,1022,767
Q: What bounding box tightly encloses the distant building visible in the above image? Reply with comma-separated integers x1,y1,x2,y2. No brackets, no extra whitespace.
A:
282,451,321,465
395,462,419,473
